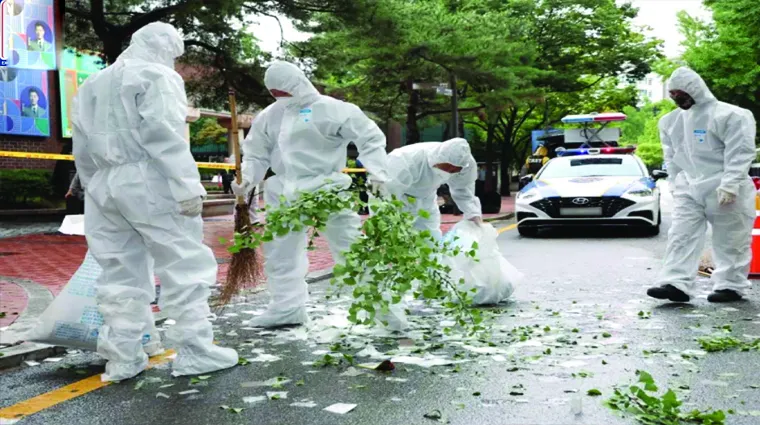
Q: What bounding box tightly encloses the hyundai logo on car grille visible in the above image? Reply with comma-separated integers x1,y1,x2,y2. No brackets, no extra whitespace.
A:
572,198,590,205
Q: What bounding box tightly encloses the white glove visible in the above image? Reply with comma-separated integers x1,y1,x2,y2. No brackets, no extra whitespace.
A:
717,188,736,206
469,216,483,226
231,180,250,197
179,197,203,217
370,181,391,199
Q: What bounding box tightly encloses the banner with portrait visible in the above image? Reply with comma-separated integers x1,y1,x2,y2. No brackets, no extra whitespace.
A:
0,66,50,136
2,0,57,70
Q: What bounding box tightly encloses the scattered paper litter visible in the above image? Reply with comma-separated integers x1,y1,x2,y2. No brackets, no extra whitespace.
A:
243,396,267,404
226,331,239,337
167,353,178,360
355,346,386,359
0,418,21,424
179,389,200,395
386,377,408,382
558,360,587,368
156,392,170,399
24,361,41,367
340,367,366,377
323,403,357,414
491,355,507,362
250,354,281,363
311,349,330,356
43,357,63,363
391,356,464,368
159,384,175,389
164,319,177,325
390,397,403,402
290,400,318,408
267,391,288,400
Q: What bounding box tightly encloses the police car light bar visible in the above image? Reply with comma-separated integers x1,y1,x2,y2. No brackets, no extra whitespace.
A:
556,146,637,157
561,112,627,124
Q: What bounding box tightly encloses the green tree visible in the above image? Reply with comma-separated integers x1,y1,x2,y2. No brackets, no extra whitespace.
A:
677,1,760,130
190,118,228,147
63,0,368,110
618,100,676,167
295,0,660,195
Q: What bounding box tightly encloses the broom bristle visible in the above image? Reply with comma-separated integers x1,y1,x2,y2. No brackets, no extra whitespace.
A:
219,204,265,305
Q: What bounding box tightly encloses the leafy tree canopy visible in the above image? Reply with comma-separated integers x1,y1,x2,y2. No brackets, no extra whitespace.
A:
64,0,369,111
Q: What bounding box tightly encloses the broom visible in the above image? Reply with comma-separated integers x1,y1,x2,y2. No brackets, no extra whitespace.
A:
219,89,264,304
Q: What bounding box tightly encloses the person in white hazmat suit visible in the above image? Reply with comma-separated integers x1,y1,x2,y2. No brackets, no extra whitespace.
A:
232,61,407,329
71,22,238,382
386,138,483,240
647,67,757,303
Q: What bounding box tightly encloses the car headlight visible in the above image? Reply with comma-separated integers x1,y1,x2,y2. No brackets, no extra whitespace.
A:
518,189,540,201
626,188,654,197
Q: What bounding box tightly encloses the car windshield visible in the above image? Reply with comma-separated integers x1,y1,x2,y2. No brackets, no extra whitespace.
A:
538,156,644,179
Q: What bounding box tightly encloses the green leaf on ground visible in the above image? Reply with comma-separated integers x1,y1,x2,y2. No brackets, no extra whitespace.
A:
587,389,602,396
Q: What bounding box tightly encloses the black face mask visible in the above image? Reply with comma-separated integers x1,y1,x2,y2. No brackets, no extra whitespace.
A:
671,92,695,110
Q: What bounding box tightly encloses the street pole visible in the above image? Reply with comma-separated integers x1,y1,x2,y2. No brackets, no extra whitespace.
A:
450,72,459,138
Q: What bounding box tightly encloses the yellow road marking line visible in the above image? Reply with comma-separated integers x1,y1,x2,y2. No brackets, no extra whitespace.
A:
497,223,517,234
0,350,176,421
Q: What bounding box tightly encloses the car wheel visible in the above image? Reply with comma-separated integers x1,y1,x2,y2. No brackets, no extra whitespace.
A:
518,226,539,237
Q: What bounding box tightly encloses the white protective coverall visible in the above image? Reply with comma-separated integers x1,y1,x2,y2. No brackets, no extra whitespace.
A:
656,67,757,297
72,22,238,381
237,61,407,329
387,138,482,241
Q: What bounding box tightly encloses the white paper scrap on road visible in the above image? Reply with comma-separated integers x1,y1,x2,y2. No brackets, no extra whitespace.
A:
323,403,357,414
267,392,288,400
43,357,63,362
491,355,507,362
559,360,587,368
167,353,178,360
355,346,386,359
59,215,85,235
243,396,267,404
179,389,200,395
250,353,281,362
386,377,408,382
24,361,41,367
290,400,318,408
156,392,170,399
391,356,466,368
0,418,21,424
340,367,366,377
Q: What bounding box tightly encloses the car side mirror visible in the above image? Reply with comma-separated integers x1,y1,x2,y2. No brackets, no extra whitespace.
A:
519,174,534,189
651,170,668,181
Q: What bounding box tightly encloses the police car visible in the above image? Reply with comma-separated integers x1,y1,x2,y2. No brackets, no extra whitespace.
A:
515,147,667,237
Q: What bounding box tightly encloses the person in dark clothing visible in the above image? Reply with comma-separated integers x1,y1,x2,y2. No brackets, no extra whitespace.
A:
221,170,233,194
65,172,86,214
355,159,369,215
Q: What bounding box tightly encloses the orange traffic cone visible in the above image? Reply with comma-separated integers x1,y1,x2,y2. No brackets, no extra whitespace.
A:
749,194,760,279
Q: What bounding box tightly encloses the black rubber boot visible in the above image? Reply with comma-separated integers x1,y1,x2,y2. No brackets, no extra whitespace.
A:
707,289,742,303
647,284,690,302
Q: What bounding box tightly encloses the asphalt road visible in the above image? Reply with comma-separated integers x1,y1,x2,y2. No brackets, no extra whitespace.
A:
2,205,760,425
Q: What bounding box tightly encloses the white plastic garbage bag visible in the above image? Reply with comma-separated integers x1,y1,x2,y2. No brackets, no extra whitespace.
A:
26,216,162,354
26,251,163,353
441,221,521,305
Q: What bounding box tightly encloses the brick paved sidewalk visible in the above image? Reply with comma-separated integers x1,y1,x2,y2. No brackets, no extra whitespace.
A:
0,197,514,327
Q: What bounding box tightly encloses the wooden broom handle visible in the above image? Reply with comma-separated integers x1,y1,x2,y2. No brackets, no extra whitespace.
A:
228,89,244,203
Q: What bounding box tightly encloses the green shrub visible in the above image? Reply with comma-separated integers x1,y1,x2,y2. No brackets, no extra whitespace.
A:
0,169,54,206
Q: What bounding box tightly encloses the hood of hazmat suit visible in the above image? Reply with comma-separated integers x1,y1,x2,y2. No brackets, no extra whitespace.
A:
656,67,757,298
387,138,482,222
71,22,237,382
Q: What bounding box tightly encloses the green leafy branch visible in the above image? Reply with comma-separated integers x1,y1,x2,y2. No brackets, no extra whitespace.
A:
607,370,726,425
697,335,760,353
227,184,485,334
